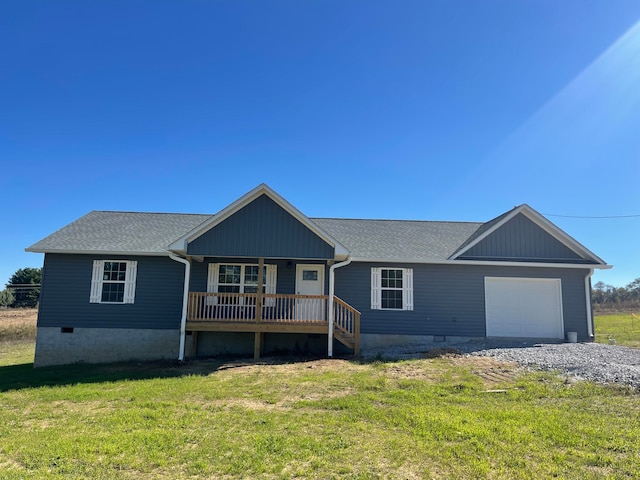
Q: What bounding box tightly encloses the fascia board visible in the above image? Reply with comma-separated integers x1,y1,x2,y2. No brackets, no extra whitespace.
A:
450,205,607,265
168,183,350,257
517,206,608,265
25,248,169,257
350,257,612,269
449,207,523,260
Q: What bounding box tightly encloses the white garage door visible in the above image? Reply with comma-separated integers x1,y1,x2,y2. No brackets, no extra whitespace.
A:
485,277,564,338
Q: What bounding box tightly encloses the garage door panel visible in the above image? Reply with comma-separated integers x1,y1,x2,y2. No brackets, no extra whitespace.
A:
485,277,563,338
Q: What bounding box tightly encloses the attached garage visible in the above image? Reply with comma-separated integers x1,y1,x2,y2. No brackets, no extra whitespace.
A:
485,277,564,339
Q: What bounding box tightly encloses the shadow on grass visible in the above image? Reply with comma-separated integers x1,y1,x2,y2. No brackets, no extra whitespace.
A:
0,339,568,392
0,354,350,393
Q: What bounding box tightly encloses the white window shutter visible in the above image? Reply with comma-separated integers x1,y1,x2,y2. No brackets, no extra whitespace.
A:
403,268,414,311
207,264,219,305
123,261,138,304
371,267,381,310
266,264,277,306
90,260,103,303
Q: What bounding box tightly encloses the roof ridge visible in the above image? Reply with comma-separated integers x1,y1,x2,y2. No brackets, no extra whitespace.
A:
91,210,213,216
311,217,484,224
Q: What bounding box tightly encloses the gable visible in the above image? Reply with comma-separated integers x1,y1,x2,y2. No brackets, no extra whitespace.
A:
457,213,587,262
186,194,335,259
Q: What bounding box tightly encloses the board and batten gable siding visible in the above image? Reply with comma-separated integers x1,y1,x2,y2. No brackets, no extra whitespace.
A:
37,253,185,329
334,262,591,339
186,195,335,259
459,213,584,262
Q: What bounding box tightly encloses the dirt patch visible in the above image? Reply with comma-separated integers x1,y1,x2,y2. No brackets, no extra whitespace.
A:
450,356,521,387
385,362,441,382
215,358,365,375
423,347,463,358
383,355,521,387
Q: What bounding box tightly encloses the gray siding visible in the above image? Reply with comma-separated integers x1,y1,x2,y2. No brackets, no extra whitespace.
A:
38,253,185,329
460,213,585,262
335,262,591,340
187,195,335,259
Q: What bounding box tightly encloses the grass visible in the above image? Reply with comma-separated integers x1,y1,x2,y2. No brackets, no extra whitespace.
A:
0,309,639,478
594,312,640,348
0,308,36,367
1,356,639,479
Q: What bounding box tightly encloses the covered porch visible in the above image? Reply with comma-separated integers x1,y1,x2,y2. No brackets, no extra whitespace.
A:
185,291,360,358
167,184,357,360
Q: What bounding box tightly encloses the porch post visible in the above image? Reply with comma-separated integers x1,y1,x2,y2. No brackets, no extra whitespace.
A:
254,258,264,359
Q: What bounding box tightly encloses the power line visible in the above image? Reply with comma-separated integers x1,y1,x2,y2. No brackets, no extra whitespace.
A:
543,213,640,219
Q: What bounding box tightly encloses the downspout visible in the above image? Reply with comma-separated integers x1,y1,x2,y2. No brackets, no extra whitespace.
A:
585,269,594,339
328,257,352,357
168,252,191,361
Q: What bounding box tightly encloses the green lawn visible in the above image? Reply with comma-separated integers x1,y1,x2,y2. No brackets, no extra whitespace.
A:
594,312,640,348
0,341,639,479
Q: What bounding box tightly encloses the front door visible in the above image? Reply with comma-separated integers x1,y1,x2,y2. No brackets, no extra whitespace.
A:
295,264,325,321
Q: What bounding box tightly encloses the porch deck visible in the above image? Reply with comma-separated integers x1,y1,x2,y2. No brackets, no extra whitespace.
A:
186,292,360,356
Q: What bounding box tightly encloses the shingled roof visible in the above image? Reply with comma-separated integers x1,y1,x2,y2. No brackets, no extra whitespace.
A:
26,211,212,254
311,218,483,261
27,209,485,262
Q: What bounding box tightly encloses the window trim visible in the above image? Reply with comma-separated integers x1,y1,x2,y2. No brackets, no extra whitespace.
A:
90,260,138,304
371,267,413,311
207,263,277,305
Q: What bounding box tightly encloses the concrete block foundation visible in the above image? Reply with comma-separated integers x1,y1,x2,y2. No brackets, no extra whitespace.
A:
34,327,180,367
360,333,475,351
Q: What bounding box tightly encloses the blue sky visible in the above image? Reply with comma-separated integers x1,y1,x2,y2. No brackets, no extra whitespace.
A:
1,1,639,288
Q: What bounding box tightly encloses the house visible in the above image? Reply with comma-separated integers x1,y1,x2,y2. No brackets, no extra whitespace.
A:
27,184,610,367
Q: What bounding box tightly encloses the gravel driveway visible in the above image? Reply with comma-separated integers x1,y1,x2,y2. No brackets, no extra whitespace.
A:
362,340,640,389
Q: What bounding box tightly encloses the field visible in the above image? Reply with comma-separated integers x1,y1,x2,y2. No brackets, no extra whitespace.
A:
0,310,639,479
594,312,640,348
0,308,37,366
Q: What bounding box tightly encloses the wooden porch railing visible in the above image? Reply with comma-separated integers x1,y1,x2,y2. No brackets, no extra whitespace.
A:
187,292,328,323
186,292,360,355
333,295,361,355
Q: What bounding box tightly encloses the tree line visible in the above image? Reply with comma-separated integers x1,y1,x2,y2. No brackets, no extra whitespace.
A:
592,278,640,310
0,267,42,308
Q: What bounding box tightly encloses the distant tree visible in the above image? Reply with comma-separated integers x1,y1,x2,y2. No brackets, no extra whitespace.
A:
0,288,14,308
592,277,640,310
7,267,42,308
592,281,606,304
626,278,640,301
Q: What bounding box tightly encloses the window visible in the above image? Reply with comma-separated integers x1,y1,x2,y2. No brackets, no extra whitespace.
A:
371,267,413,310
90,260,138,304
302,270,318,281
208,263,277,304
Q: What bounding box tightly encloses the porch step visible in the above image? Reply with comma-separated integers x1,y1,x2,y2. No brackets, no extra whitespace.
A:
334,329,359,356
